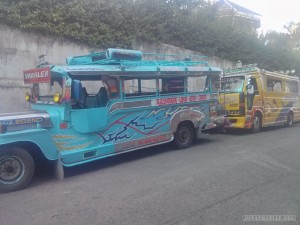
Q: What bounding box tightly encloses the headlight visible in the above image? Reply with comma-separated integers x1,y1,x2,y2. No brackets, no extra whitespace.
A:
25,92,31,102
54,92,60,103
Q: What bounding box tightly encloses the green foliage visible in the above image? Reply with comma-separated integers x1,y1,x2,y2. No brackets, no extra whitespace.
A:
0,0,299,75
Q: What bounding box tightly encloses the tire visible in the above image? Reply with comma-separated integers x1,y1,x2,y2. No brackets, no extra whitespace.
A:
251,114,262,133
173,123,195,149
0,147,35,193
286,113,293,127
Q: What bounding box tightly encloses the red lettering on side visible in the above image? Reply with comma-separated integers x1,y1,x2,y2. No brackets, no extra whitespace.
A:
189,96,197,102
179,96,187,103
198,95,207,101
157,97,178,106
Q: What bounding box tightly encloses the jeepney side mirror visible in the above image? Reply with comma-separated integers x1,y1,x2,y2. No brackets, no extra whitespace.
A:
72,80,82,100
247,84,254,95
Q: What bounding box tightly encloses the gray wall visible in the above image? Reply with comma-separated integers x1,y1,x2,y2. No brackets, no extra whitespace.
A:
0,24,233,113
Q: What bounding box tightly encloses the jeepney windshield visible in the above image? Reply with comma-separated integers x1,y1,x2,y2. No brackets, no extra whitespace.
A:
221,76,245,92
38,79,63,96
32,78,64,102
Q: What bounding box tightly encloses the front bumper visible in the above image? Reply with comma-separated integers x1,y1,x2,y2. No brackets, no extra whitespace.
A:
223,116,252,129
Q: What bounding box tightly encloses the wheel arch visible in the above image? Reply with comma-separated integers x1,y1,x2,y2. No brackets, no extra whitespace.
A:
0,130,59,160
0,141,48,163
170,109,204,133
288,109,294,116
176,120,195,130
254,109,263,120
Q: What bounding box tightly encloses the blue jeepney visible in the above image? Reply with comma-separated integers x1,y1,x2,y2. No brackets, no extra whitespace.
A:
0,48,223,192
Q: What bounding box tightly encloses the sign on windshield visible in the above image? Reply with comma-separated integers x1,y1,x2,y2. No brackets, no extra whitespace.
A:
23,67,51,84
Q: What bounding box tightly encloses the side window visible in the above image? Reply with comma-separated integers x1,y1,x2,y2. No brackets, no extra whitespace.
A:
187,76,208,93
160,78,184,94
286,81,299,93
124,79,138,94
141,79,157,94
123,78,156,98
266,77,282,92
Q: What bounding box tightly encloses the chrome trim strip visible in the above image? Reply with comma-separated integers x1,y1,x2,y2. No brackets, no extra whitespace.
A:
110,100,152,113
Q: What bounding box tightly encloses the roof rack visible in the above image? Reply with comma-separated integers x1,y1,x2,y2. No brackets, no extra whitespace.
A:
66,48,210,68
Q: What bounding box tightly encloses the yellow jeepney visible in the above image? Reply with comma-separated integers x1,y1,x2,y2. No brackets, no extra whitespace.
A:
220,65,300,132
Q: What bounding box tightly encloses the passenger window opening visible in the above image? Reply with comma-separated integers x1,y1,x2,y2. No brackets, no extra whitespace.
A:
187,76,209,93
266,77,282,92
123,78,157,98
160,78,185,95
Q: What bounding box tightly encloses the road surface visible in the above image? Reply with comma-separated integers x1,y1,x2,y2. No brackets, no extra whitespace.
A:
1,125,300,225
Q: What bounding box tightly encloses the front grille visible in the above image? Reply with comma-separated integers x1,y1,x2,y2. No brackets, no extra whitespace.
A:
226,110,243,117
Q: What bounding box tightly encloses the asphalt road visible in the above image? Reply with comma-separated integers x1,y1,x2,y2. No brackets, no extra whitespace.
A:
1,125,300,225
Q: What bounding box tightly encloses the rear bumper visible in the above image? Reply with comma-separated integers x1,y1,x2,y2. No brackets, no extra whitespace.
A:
196,116,225,137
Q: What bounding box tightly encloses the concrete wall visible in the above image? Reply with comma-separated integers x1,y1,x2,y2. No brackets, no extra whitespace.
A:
0,25,98,113
133,41,233,69
0,24,234,113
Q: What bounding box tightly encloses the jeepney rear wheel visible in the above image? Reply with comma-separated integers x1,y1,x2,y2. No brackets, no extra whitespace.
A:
286,112,293,127
0,147,34,193
174,122,195,149
251,114,262,133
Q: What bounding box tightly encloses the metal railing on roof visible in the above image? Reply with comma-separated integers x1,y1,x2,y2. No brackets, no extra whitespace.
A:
67,48,210,69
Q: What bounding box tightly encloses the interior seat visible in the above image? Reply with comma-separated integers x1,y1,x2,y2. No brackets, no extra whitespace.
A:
96,87,109,107
78,87,87,108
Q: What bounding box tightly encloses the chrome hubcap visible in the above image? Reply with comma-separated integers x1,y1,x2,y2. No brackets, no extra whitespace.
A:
0,156,24,184
254,117,259,127
253,116,260,129
288,116,292,125
179,127,190,144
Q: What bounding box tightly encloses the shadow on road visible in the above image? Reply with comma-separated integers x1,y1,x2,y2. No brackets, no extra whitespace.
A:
30,123,299,188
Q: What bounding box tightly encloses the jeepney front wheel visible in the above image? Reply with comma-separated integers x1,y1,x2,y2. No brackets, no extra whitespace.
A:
0,147,34,193
251,114,262,133
174,122,195,149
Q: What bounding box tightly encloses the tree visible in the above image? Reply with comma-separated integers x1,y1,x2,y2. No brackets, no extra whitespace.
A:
0,0,299,75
